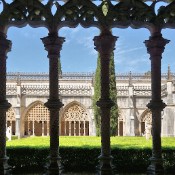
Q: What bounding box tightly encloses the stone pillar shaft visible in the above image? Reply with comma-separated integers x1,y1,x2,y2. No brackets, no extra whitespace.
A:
0,32,12,174
145,33,169,174
41,33,65,173
94,31,117,174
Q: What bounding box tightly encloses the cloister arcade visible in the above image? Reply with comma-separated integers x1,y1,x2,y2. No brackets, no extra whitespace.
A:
0,0,175,175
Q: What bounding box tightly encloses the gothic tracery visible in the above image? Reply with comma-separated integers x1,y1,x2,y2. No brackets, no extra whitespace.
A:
6,107,15,122
26,102,49,122
63,104,88,121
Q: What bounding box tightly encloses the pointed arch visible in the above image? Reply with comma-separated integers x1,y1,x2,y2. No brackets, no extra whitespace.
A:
118,108,124,136
6,107,16,135
140,109,152,135
24,101,49,136
61,101,89,136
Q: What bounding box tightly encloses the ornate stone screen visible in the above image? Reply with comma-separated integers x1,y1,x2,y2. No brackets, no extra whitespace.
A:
141,110,152,135
25,102,49,136
6,107,16,135
61,104,89,136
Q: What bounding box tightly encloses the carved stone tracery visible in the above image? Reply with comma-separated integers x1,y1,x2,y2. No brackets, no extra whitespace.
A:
6,107,15,122
63,104,88,121
26,102,49,122
0,0,174,31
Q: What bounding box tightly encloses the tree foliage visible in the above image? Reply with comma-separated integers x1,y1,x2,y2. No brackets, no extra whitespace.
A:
93,52,118,136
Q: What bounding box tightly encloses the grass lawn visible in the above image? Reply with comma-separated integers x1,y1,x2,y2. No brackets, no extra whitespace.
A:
6,136,175,149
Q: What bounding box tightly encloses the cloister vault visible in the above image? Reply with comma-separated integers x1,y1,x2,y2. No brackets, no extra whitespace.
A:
0,0,175,175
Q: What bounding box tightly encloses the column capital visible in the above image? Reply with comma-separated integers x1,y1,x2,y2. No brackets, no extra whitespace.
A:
45,99,63,110
41,33,65,58
0,32,11,56
144,35,169,58
147,100,166,111
0,100,11,111
96,98,114,109
93,33,117,55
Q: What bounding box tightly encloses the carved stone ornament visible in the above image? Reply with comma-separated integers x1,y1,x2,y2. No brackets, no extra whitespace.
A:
0,0,175,32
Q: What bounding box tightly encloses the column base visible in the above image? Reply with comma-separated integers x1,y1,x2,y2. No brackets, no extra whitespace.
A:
44,156,63,175
96,155,115,175
0,157,12,175
147,157,164,175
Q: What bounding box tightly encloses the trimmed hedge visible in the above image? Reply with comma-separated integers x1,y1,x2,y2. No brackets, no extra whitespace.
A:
6,147,175,173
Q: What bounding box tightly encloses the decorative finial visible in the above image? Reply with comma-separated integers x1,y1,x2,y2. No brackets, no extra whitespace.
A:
129,71,133,86
167,64,172,82
17,72,21,86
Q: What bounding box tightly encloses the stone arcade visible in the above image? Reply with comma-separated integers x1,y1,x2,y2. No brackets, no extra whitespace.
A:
6,70,175,138
0,0,175,175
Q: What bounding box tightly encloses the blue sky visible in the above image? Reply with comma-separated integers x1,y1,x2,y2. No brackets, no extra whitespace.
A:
2,1,175,74
7,25,175,74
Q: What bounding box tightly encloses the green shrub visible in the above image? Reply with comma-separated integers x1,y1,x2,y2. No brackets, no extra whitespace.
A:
6,147,175,173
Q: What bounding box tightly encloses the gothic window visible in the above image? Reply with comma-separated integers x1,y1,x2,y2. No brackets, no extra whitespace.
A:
26,102,49,122
63,104,88,121
142,110,152,124
25,102,49,136
61,104,89,136
6,108,16,135
6,107,16,122
141,110,152,135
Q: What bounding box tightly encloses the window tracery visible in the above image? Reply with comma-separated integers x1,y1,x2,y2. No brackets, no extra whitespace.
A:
63,104,88,121
26,102,49,122
6,107,16,122
142,110,152,124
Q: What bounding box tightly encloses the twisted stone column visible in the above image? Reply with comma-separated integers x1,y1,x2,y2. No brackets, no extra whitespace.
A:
144,32,169,174
41,32,65,174
0,32,12,175
94,31,117,175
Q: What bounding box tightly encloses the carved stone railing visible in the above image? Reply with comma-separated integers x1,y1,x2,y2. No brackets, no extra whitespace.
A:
6,85,17,95
21,85,92,96
116,86,129,96
6,72,174,81
134,86,152,96
6,83,169,97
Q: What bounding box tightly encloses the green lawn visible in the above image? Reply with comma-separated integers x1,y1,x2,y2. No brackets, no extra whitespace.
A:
6,136,175,149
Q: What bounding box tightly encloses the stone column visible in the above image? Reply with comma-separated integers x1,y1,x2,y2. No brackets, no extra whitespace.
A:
94,31,117,174
0,32,12,174
83,121,86,136
41,32,64,174
32,120,35,136
15,80,21,138
144,32,169,174
47,121,49,136
166,65,173,104
42,121,44,136
69,121,71,136
128,72,135,136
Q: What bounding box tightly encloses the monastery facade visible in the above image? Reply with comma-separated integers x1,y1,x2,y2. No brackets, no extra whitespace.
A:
6,70,175,137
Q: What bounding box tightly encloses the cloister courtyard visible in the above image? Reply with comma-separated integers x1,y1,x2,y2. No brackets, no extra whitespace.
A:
1,0,175,175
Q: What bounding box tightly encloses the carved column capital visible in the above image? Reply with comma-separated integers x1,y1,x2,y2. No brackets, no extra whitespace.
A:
94,34,117,55
0,32,11,56
144,35,169,58
45,99,63,110
147,100,166,111
41,33,65,59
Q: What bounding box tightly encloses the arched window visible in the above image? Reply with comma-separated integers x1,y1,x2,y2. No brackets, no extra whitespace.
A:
25,102,49,136
61,103,89,136
6,108,16,135
118,109,124,136
141,110,152,136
